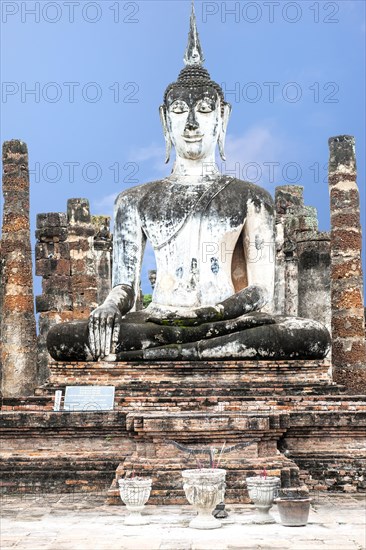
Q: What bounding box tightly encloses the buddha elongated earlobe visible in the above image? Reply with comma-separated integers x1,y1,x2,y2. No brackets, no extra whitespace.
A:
159,105,172,164
218,103,232,161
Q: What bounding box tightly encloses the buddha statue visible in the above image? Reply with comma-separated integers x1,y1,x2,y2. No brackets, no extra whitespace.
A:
47,4,330,362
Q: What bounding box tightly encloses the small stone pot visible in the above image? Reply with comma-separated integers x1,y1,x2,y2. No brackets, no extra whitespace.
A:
246,476,280,523
118,477,152,525
274,497,312,526
182,468,226,529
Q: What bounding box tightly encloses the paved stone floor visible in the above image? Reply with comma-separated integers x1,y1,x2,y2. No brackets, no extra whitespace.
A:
0,493,365,550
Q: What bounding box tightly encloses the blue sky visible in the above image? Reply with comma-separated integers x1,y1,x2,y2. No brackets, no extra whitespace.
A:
1,0,365,295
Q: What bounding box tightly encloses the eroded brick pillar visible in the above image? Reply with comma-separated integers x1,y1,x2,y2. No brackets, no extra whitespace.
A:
67,199,98,315
297,232,331,332
35,200,103,377
275,185,304,316
91,215,112,304
275,185,331,333
35,212,71,384
0,240,4,387
329,135,366,391
1,140,37,397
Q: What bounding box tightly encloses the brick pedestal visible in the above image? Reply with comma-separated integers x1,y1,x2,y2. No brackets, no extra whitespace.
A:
0,359,364,500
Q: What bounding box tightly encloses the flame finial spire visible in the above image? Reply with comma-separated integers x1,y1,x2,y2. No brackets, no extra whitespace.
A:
183,0,205,66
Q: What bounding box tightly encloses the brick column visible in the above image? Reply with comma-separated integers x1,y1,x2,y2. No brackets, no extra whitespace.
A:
1,140,37,397
0,240,3,387
35,212,71,384
67,199,98,315
297,232,331,332
35,200,107,379
275,186,304,316
275,185,332,333
91,215,112,304
328,135,366,391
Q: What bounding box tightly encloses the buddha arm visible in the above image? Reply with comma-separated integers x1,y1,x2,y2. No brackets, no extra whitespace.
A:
88,192,146,359
111,190,147,312
242,200,275,313
101,284,135,316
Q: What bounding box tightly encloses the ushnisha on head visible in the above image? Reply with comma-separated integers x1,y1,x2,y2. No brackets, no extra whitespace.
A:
160,2,231,163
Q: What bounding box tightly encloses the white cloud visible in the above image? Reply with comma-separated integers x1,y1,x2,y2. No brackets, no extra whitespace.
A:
219,122,291,191
92,192,117,216
225,123,285,164
130,141,168,177
132,142,165,163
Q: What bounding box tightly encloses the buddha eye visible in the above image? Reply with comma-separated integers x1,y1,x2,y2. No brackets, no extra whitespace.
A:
170,101,189,114
197,100,214,113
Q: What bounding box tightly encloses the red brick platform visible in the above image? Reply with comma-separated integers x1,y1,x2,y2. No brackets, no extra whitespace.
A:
35,358,338,408
1,359,365,503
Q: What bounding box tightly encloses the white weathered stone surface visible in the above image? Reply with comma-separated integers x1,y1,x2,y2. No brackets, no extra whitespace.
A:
1,493,365,549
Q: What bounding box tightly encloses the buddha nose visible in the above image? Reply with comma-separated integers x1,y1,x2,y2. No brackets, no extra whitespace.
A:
185,108,199,131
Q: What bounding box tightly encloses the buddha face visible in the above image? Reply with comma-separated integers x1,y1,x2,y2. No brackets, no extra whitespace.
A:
165,86,222,160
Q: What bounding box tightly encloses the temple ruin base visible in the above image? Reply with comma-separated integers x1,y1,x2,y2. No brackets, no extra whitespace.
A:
1,359,365,503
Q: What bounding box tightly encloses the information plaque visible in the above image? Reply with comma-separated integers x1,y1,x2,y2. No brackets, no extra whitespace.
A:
64,386,115,411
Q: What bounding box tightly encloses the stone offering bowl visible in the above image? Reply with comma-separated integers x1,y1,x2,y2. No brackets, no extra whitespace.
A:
246,476,281,523
118,477,152,525
182,468,226,529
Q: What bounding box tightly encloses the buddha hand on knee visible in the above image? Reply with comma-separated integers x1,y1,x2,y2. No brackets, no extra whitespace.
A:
88,284,134,360
217,285,268,321
190,285,267,324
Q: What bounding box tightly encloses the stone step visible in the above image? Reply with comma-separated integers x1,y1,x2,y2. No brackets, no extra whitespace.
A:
6,393,364,416
0,451,119,495
45,359,334,390
37,382,341,396
1,396,54,411
0,411,131,496
32,359,341,407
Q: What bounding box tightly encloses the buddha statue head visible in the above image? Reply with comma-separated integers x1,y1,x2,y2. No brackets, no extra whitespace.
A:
160,2,231,164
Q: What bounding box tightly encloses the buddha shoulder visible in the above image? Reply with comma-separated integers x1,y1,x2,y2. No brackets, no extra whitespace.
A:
114,179,168,209
226,178,274,214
